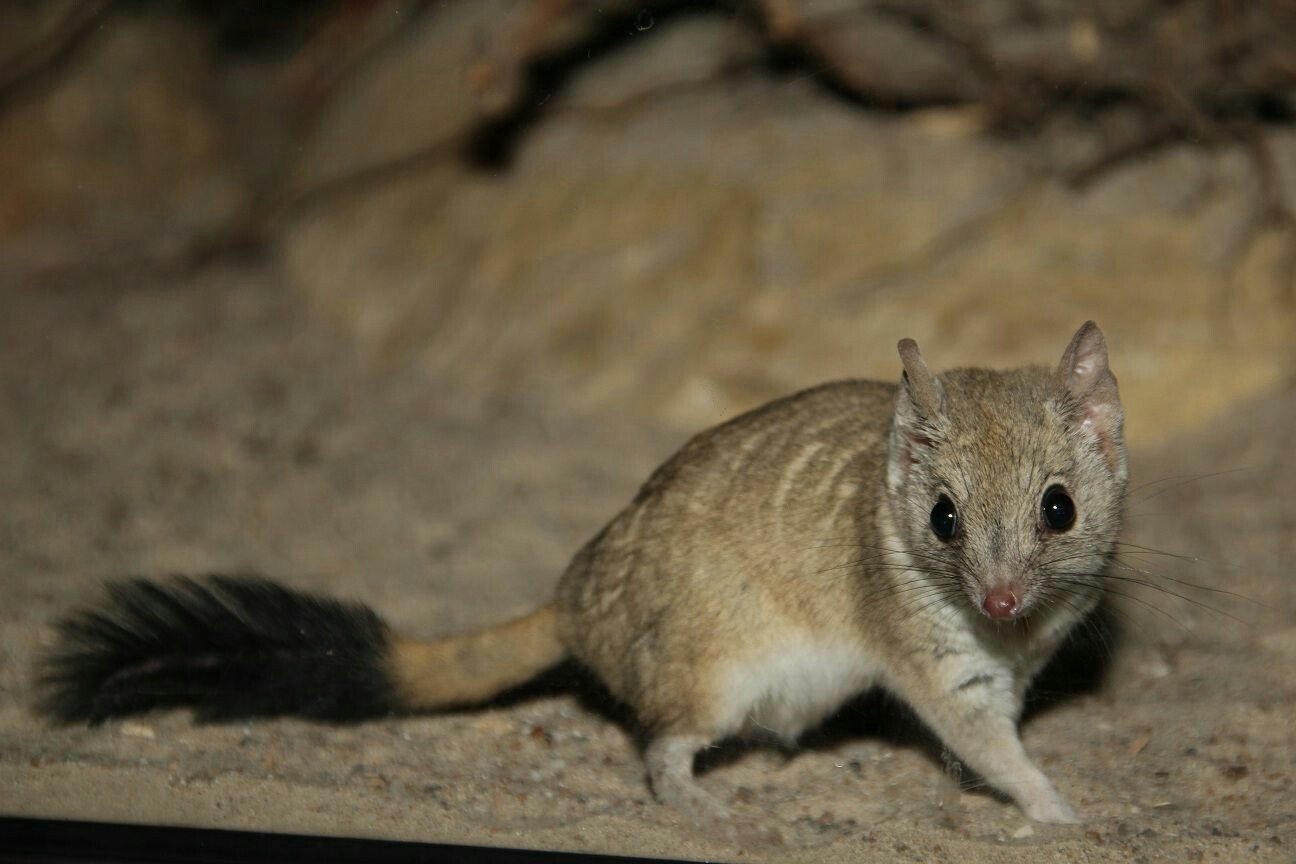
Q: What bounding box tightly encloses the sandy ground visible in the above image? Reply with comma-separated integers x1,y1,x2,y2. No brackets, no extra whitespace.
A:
1,265,1293,863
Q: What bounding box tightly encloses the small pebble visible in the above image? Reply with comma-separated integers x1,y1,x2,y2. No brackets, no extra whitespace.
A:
1012,824,1035,839
120,722,156,740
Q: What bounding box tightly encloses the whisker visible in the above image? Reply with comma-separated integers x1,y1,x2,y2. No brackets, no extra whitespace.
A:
1051,576,1195,632
1112,540,1202,563
1045,586,1142,636
1109,559,1268,607
1035,547,1263,611
896,587,966,625
805,541,955,567
812,557,961,578
1081,572,1250,625
1126,466,1255,509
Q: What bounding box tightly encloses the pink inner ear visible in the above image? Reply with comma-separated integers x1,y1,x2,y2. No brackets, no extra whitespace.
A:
891,428,933,484
904,429,934,467
1058,322,1110,399
1067,347,1108,396
1081,401,1122,473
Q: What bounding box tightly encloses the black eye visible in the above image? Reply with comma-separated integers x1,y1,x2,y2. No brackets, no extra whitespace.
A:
930,495,958,540
1041,485,1076,531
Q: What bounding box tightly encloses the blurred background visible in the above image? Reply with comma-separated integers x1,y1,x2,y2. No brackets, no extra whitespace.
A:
2,1,1294,860
3,0,1294,444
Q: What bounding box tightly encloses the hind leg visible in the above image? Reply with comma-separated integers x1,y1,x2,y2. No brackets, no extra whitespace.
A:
645,734,729,824
645,731,783,849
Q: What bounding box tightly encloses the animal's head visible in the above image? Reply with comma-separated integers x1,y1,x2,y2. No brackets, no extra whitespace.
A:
884,322,1127,621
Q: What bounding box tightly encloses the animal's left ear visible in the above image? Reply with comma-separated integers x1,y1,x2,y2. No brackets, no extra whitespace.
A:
1054,321,1126,480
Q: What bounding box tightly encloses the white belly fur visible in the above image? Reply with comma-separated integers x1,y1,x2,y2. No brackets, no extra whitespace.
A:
715,632,878,741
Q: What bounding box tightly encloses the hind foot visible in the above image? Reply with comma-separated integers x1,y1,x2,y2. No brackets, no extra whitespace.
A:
1020,788,1082,824
645,734,783,850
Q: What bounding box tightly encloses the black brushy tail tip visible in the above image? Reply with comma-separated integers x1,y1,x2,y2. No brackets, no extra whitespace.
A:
38,575,400,725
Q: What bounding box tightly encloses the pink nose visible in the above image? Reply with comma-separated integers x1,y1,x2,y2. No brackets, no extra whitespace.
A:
982,589,1020,620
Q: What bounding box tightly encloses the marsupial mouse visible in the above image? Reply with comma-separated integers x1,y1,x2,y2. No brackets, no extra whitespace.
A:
39,321,1126,838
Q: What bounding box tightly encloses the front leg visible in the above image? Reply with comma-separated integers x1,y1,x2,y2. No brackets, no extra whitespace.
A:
886,658,1081,824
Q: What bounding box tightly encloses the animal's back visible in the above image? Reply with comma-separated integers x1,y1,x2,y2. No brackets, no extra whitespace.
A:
555,378,896,729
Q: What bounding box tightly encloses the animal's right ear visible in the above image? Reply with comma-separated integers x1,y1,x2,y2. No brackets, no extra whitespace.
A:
887,338,945,492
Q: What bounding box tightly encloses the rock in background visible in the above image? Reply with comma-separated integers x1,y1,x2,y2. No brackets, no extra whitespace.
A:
1,4,1294,859
274,1,1296,450
2,0,1293,450
0,3,247,271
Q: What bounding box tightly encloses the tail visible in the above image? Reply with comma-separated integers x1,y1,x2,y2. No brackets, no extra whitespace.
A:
38,575,566,724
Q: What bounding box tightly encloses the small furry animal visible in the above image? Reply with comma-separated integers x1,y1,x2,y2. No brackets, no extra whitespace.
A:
41,321,1126,835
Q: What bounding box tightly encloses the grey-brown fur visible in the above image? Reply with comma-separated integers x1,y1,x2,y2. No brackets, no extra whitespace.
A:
555,321,1126,836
